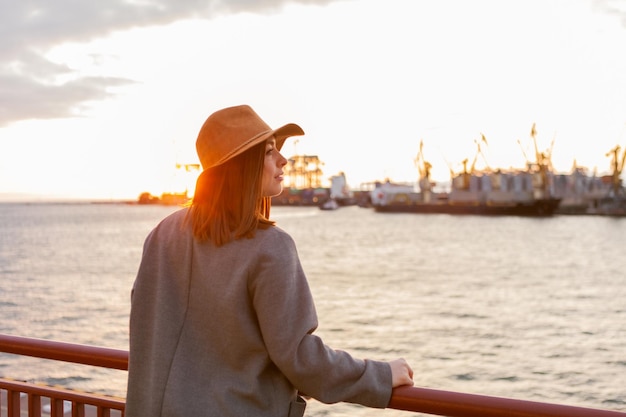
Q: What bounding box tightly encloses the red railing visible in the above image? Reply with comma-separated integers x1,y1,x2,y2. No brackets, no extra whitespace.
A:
1,334,625,417
0,334,126,417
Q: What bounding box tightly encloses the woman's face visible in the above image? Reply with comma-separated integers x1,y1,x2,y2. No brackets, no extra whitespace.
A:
262,137,288,197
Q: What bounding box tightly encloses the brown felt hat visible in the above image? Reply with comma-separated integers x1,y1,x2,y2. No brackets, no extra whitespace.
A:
196,105,304,170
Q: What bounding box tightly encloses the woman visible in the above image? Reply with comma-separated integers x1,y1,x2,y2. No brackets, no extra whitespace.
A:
125,105,413,417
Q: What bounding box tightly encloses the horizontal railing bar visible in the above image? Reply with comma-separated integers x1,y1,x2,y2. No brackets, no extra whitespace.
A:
1,333,624,416
390,386,626,417
0,334,128,370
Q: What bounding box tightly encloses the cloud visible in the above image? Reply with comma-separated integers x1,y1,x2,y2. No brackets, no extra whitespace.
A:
0,0,337,127
592,0,626,27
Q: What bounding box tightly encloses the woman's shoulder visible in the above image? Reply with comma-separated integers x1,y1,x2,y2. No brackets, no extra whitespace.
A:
256,224,292,240
251,225,297,251
146,207,190,238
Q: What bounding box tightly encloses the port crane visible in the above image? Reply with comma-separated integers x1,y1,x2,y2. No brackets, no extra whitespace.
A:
414,139,433,192
606,144,626,196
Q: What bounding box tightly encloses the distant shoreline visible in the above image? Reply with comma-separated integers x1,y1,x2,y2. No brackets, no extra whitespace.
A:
0,197,137,205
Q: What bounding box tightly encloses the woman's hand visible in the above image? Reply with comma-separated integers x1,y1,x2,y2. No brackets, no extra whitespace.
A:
389,358,414,387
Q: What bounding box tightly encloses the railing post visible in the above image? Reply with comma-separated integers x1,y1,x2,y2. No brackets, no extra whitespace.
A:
7,389,20,417
50,397,66,417
71,401,85,417
29,393,42,417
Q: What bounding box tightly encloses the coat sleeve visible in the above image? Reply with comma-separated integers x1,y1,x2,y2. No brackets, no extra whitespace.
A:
249,229,392,408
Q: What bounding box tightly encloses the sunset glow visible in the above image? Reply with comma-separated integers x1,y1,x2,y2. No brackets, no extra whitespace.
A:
1,0,625,201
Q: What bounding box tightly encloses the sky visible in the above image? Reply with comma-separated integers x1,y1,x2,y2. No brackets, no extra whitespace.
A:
1,0,626,201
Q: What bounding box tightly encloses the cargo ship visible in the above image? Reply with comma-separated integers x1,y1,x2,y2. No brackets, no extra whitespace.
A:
371,130,561,216
552,144,626,216
371,126,626,217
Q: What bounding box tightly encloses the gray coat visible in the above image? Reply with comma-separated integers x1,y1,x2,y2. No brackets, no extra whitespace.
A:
126,208,391,417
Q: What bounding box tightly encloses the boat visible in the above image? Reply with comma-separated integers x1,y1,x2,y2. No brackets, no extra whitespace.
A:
319,198,340,210
318,172,358,210
553,144,626,216
371,176,561,216
371,133,561,217
327,172,358,206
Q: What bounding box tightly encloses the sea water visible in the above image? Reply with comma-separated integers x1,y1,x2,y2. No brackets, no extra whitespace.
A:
0,202,624,416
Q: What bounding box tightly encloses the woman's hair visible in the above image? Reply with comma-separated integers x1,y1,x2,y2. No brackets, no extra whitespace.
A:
187,140,275,246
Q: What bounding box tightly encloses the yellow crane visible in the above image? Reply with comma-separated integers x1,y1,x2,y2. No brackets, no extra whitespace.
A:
414,140,433,193
529,123,555,171
606,144,626,196
469,133,490,174
414,140,431,180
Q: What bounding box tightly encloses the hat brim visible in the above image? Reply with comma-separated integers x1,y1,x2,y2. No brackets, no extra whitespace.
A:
274,123,305,151
211,123,304,167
